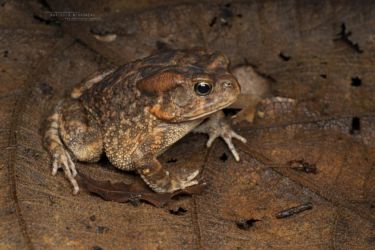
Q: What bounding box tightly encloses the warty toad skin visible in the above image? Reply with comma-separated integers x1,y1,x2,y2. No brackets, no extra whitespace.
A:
44,48,247,194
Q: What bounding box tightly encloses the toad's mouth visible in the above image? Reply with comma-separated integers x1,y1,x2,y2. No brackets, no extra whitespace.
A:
180,98,237,121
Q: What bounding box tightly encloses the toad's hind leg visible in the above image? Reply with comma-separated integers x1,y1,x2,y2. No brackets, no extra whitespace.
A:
138,158,200,193
44,100,103,194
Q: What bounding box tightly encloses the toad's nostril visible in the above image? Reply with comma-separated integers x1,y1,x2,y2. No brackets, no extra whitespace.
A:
223,81,232,88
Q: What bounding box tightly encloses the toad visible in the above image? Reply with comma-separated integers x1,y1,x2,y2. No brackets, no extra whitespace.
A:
44,49,246,194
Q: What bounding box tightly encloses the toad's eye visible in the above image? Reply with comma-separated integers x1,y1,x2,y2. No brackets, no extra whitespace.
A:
194,82,212,96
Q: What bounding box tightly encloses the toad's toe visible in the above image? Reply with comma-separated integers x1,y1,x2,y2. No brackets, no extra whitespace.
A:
51,151,80,195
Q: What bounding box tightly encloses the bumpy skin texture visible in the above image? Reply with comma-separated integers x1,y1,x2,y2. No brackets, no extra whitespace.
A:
44,49,246,194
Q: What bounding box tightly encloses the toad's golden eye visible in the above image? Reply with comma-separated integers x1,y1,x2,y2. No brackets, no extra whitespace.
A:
194,82,212,96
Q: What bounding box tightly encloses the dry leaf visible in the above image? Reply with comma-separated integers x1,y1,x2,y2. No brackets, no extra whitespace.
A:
2,1,375,249
79,172,206,207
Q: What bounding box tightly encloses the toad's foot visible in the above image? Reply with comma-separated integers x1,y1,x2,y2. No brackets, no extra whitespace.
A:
139,158,200,193
44,111,80,195
51,149,79,195
206,124,247,162
194,111,247,161
175,170,200,189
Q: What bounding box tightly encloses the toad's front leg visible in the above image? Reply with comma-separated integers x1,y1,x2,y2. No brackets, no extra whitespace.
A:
193,111,247,161
44,99,103,194
137,157,200,193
